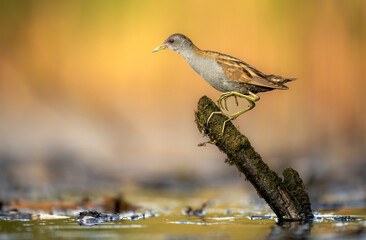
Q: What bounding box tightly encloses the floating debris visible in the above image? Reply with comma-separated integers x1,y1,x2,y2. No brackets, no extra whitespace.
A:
183,202,207,216
330,216,360,222
129,214,141,221
313,216,324,223
0,209,36,221
312,214,361,223
247,215,273,220
76,210,122,226
76,210,157,226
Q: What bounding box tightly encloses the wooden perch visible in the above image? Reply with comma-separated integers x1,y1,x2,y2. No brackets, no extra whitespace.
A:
195,96,313,222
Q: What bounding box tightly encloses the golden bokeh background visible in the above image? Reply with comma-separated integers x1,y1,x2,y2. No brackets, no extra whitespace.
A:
0,0,365,192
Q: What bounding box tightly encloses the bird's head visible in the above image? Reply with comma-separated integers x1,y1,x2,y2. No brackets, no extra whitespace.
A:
152,33,194,54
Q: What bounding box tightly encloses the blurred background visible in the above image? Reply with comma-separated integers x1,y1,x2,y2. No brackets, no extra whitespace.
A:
0,0,365,203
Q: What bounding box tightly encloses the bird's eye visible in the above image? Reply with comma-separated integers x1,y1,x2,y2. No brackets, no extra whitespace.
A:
169,39,174,43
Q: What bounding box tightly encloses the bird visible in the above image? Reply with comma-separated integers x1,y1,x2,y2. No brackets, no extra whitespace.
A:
152,33,296,134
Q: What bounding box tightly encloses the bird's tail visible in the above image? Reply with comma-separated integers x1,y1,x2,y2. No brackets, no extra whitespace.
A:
266,74,297,84
282,78,297,84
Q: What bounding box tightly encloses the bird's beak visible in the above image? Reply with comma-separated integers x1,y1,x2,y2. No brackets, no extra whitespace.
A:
152,44,167,53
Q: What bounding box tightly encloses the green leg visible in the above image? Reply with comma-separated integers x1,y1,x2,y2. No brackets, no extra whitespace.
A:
207,91,260,134
234,95,239,106
217,92,233,111
207,92,233,124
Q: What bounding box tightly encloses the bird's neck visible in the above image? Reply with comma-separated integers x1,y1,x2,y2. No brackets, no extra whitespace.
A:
177,45,201,63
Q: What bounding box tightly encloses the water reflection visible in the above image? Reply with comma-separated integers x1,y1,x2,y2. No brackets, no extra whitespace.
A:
266,222,312,240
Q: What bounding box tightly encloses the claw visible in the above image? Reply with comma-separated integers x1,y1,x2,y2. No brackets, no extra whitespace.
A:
234,96,239,106
223,97,229,111
219,98,225,110
217,99,222,110
221,94,231,111
217,94,227,111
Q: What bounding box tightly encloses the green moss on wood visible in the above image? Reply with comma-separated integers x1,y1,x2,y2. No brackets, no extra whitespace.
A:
283,168,313,219
225,158,235,165
252,158,282,189
195,95,313,221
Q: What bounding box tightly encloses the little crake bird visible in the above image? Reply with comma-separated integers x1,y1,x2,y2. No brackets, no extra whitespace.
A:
153,33,296,134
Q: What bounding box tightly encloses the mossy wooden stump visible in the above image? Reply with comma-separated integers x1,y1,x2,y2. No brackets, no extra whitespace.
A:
195,96,313,222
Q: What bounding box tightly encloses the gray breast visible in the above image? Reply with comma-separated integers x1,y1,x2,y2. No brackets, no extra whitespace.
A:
181,52,241,93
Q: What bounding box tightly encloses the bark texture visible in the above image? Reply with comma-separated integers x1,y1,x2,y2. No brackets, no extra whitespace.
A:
195,96,313,221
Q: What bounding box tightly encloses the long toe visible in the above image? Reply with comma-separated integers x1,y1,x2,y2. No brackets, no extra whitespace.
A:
221,95,231,111
207,111,224,126
223,98,228,111
234,96,239,106
218,99,225,111
221,119,230,135
221,116,236,135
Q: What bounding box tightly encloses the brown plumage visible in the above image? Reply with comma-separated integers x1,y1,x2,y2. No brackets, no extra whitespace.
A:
194,48,295,93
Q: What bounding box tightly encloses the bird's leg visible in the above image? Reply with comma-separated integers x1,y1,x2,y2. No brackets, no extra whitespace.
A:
223,91,259,127
207,92,235,125
206,110,230,127
217,92,233,111
221,92,259,134
219,92,244,111
207,91,260,135
217,91,240,111
231,92,259,119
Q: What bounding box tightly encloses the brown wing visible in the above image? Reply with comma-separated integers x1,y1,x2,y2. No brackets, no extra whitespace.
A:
213,52,288,90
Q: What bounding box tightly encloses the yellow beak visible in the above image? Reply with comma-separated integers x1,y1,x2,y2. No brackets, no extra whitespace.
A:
152,44,167,53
